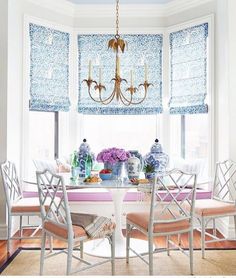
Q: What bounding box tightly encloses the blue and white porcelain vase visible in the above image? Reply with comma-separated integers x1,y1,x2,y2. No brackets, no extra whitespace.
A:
127,156,141,179
143,139,169,174
104,161,123,179
78,139,95,178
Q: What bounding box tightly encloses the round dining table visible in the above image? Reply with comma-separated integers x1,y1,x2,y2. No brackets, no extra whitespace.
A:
60,174,152,258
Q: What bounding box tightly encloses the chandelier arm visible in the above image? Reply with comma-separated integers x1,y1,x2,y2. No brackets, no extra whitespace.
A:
119,90,134,106
119,89,135,104
87,85,104,103
96,88,115,103
98,89,116,105
127,87,148,105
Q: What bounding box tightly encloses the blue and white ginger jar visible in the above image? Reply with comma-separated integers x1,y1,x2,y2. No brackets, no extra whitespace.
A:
78,139,95,178
143,139,169,174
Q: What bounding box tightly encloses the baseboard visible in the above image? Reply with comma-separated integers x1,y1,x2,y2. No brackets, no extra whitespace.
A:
0,224,7,240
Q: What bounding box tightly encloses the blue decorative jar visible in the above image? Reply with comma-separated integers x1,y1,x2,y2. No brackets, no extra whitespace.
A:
125,150,143,179
143,139,169,174
104,161,123,179
78,139,95,178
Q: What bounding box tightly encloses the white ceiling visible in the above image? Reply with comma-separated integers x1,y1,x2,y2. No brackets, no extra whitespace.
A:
67,0,175,5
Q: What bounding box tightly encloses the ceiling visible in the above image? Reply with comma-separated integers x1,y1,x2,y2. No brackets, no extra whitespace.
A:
67,0,175,5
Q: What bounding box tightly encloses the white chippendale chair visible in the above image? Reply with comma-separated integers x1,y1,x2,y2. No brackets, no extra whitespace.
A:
126,169,197,275
0,161,43,254
194,159,236,258
36,169,116,275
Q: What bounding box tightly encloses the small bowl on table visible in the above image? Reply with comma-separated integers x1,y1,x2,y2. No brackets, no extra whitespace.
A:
99,169,112,181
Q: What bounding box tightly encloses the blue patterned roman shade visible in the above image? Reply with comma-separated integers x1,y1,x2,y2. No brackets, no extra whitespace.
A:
29,23,70,112
169,23,208,114
78,34,163,115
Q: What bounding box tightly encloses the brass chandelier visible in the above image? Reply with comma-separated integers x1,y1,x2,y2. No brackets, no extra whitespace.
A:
83,0,153,106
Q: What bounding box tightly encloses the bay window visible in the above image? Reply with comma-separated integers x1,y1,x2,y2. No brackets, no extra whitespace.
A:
24,16,213,184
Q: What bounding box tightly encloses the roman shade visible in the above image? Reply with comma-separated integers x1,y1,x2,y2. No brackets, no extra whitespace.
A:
78,34,163,115
169,23,208,114
29,23,70,112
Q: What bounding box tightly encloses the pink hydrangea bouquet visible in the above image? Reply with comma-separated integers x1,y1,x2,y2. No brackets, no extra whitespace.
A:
97,147,130,165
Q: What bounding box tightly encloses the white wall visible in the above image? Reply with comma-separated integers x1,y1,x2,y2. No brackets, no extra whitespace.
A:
0,0,8,239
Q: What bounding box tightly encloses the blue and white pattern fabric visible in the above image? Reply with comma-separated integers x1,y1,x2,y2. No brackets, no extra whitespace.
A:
169,23,208,114
78,34,163,115
29,23,70,112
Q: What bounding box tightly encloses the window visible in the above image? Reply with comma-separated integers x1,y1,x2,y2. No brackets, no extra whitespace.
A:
27,111,55,180
78,114,161,156
170,114,209,183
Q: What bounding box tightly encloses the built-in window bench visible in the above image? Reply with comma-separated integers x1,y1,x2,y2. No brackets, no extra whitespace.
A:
23,187,212,202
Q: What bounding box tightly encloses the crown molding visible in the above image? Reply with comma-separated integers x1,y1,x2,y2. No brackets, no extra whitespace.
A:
26,0,215,19
26,0,75,17
165,0,214,16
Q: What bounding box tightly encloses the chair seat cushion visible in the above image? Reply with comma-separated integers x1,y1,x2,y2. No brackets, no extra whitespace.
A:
194,199,236,217
127,211,190,234
11,197,60,214
44,221,87,239
11,197,42,213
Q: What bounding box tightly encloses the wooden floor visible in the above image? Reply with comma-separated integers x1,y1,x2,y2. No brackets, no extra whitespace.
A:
1,228,236,269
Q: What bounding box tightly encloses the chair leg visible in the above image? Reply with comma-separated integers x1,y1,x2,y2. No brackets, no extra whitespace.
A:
19,216,23,239
66,241,73,275
189,229,194,275
201,216,205,259
40,231,46,275
167,235,170,256
126,223,130,264
213,218,216,237
148,236,154,275
49,236,53,253
234,216,236,238
80,241,83,259
111,232,115,275
177,233,182,246
7,214,12,255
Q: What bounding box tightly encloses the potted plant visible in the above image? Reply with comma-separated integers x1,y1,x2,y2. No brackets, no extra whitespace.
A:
143,163,155,179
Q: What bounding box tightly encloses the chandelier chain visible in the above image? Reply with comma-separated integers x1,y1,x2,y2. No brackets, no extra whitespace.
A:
116,0,119,37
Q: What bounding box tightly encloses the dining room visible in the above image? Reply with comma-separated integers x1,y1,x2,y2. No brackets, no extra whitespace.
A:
1,0,236,276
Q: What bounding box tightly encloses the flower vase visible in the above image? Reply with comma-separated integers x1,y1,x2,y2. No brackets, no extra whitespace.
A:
104,161,123,179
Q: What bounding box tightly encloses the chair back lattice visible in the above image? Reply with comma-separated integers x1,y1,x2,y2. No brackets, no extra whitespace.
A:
36,170,73,238
0,161,22,210
213,160,236,202
149,169,197,231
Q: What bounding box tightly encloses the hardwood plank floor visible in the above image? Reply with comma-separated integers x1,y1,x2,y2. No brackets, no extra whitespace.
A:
1,228,236,269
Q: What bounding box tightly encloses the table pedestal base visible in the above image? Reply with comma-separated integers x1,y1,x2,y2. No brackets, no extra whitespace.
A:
84,237,152,258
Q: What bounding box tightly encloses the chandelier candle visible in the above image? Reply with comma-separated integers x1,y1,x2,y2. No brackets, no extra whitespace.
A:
99,67,102,84
88,60,92,79
130,70,133,86
145,62,148,82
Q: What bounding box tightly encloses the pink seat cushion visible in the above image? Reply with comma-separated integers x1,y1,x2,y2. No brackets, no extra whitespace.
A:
44,221,87,239
11,197,60,214
194,199,236,217
127,211,190,233
11,197,42,213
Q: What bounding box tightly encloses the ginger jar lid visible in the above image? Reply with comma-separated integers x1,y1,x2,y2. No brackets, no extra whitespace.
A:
79,139,91,154
150,139,163,154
